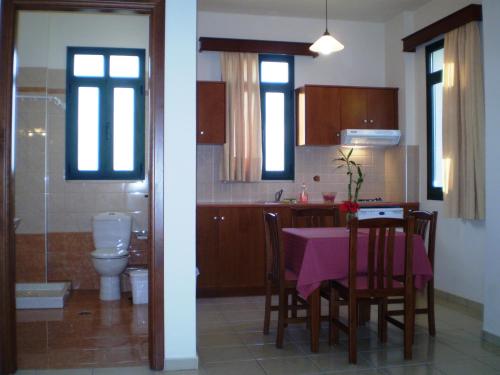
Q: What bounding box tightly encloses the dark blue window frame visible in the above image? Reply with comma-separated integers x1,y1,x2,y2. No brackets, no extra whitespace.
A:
425,40,444,200
66,47,145,180
259,54,295,181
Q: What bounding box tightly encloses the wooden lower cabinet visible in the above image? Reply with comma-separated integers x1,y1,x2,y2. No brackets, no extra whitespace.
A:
196,206,266,297
196,202,419,297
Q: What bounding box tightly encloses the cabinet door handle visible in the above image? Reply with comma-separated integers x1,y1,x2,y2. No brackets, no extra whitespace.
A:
363,119,368,124
220,216,225,221
336,132,340,137
369,119,374,124
213,216,218,220
200,130,205,135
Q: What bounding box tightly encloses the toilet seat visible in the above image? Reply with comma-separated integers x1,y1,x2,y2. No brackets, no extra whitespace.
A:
91,248,129,259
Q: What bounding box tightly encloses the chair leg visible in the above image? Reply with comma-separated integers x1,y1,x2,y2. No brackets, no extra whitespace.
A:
404,290,415,360
348,297,358,364
263,282,272,335
329,288,340,346
276,288,287,348
427,281,436,336
291,290,298,319
378,298,387,343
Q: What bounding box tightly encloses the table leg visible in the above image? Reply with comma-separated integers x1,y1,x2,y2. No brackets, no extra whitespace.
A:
308,288,320,352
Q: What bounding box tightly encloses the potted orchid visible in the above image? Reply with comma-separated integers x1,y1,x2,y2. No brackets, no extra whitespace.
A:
336,148,364,222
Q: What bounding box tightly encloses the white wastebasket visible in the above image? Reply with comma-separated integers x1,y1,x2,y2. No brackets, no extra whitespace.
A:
130,269,148,304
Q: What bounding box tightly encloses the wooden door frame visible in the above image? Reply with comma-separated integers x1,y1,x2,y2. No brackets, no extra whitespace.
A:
0,1,165,373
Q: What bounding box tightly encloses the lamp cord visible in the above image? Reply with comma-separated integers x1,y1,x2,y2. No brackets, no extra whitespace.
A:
325,0,329,33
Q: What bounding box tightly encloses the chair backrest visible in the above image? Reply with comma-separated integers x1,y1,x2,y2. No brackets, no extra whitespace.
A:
291,207,340,228
408,210,437,269
263,211,284,284
347,216,416,293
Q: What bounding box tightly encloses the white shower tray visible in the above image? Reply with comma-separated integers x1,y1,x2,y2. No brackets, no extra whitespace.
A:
16,282,71,309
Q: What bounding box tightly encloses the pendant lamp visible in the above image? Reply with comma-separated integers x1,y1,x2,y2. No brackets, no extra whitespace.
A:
309,0,344,55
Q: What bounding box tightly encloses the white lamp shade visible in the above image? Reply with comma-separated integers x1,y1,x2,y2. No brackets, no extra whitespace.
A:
309,32,344,55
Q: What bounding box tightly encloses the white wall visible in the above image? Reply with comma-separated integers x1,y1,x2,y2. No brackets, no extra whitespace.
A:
385,0,486,304
198,11,386,87
482,0,500,338
164,0,198,370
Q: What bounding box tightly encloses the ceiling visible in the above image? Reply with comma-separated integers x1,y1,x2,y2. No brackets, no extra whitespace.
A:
198,0,432,23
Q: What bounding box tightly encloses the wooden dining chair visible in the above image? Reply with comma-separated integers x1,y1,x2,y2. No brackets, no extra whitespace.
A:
386,210,438,336
291,207,340,228
329,216,416,364
262,211,309,348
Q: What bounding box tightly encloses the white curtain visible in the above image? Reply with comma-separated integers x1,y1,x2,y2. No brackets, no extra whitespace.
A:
220,52,262,182
442,21,485,220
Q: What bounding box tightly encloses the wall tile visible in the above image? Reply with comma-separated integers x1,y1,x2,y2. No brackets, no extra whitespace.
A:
197,145,403,203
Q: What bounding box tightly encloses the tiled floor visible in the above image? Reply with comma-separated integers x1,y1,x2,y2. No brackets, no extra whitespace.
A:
17,290,148,370
18,294,500,374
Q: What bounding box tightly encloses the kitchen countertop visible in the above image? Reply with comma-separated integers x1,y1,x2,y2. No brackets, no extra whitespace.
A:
197,201,419,208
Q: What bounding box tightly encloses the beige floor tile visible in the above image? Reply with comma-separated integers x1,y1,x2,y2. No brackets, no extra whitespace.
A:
198,345,254,364
476,355,500,370
197,311,226,324
286,326,329,344
380,364,445,375
362,348,431,368
258,356,321,375
37,370,93,375
433,358,499,375
296,341,348,355
202,359,266,375
197,320,234,334
216,302,264,312
323,370,385,375
437,335,500,359
248,342,305,359
197,332,243,348
309,352,373,372
93,366,156,375
221,309,266,322
238,331,281,345
229,320,267,333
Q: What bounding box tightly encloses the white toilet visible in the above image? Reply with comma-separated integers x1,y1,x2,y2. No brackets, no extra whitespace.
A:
91,212,132,301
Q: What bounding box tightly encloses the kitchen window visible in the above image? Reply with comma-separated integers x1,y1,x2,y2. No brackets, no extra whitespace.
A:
65,47,145,180
426,40,444,200
259,54,295,180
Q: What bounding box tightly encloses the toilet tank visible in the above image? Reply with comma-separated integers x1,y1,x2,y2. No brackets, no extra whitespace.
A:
92,212,132,250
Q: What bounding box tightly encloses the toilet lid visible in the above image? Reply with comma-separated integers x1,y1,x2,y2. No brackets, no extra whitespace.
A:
91,248,129,259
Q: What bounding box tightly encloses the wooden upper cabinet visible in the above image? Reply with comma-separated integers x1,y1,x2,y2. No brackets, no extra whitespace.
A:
197,81,226,144
340,87,398,130
296,85,341,146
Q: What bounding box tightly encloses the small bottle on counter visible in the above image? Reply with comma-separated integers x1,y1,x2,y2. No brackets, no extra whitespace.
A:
298,182,309,203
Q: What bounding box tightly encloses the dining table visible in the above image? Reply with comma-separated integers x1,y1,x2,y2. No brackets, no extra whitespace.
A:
282,226,434,353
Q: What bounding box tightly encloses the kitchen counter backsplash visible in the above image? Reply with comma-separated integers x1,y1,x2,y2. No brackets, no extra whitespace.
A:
197,145,407,203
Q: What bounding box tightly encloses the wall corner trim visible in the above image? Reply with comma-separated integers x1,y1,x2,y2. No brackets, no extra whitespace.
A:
164,356,199,371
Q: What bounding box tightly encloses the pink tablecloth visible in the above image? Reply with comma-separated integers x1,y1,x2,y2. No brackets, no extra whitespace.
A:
282,227,433,298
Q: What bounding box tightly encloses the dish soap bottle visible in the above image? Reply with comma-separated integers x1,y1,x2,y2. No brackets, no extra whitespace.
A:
298,182,309,203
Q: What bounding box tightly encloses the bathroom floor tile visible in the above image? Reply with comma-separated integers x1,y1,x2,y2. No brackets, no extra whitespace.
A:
17,290,148,369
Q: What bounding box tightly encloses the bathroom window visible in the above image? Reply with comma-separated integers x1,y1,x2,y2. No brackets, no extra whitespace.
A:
65,47,145,180
426,40,444,200
259,54,295,180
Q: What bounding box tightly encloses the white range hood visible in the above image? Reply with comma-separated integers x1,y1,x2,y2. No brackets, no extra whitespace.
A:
340,129,401,147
